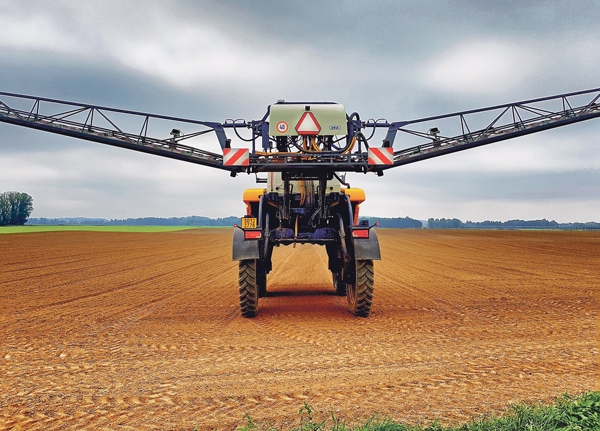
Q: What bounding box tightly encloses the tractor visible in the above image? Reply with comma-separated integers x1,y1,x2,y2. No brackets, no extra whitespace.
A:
232,102,380,317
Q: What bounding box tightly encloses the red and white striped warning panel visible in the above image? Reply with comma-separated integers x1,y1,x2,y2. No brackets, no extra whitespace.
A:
368,147,393,165
223,148,249,166
295,112,321,135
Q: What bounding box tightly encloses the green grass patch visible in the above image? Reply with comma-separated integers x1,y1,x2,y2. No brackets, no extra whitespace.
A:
0,225,232,234
233,392,600,431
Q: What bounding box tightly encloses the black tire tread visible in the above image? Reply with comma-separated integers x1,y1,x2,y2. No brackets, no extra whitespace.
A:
239,260,259,318
349,260,374,317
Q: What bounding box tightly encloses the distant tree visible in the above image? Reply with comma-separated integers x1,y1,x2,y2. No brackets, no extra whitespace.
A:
427,218,464,229
0,192,34,226
359,216,422,229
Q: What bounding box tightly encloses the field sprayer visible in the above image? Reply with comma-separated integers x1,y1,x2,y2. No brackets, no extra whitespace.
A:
0,88,599,317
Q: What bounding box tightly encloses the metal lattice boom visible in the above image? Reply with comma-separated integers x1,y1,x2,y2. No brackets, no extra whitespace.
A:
0,88,598,176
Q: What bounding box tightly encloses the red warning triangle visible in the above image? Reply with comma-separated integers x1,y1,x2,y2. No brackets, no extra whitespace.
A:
295,112,321,135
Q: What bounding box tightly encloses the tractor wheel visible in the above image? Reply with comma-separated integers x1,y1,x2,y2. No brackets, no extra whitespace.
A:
257,260,267,298
332,271,346,296
239,259,259,318
346,260,374,317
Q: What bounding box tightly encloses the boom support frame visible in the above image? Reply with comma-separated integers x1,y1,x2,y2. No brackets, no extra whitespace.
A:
1,88,599,176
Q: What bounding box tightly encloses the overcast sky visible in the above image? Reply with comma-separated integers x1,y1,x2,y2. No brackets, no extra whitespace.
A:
0,0,599,222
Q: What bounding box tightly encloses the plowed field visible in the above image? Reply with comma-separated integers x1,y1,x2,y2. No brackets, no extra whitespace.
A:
1,229,598,430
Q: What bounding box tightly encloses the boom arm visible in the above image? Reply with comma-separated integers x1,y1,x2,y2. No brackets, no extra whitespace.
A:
1,88,599,175
0,92,235,171
377,87,600,170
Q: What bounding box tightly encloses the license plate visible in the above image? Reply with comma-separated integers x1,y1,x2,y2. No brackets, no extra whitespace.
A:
242,217,257,229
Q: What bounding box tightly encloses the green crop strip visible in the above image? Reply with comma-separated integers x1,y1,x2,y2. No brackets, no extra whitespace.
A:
228,392,600,431
0,225,231,234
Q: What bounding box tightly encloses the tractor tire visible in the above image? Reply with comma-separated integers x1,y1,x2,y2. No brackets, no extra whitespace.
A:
346,260,374,317
332,271,346,296
239,259,259,318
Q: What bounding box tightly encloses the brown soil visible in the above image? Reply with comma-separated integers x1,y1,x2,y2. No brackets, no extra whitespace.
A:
0,229,598,430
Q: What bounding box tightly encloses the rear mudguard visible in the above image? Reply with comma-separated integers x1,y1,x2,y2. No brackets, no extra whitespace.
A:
354,229,382,260
232,227,382,261
232,228,261,261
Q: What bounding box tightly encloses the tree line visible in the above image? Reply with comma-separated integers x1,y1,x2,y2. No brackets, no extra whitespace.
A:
0,192,34,226
427,218,463,229
427,218,600,230
15,193,599,230
359,216,423,229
